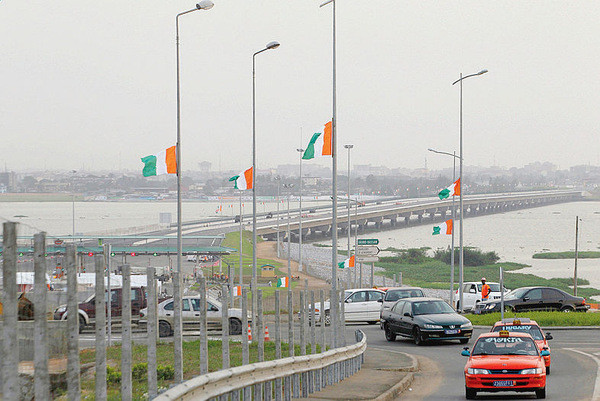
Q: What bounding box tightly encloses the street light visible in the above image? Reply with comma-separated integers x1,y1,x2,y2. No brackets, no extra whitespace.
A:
251,40,279,337
428,148,461,310
275,175,281,258
173,1,213,383
344,145,353,261
283,183,294,281
452,68,487,313
296,148,304,273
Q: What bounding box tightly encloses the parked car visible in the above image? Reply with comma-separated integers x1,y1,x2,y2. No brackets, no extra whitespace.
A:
377,287,425,328
311,288,385,325
491,318,553,374
476,286,590,314
454,281,510,312
140,296,251,337
381,297,473,345
462,331,548,399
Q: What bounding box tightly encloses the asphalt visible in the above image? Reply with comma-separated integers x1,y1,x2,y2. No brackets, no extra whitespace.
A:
299,346,418,401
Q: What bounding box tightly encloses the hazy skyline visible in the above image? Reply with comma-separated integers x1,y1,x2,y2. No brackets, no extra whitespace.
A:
2,1,599,173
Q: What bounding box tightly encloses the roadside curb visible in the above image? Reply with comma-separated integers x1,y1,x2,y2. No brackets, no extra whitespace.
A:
372,351,419,401
376,352,419,373
473,325,600,330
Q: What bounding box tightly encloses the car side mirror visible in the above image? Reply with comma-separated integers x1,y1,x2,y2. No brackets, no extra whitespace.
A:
540,350,550,357
377,299,383,303
522,297,529,302
469,289,476,294
403,312,412,318
545,333,553,340
346,298,353,303
461,348,470,356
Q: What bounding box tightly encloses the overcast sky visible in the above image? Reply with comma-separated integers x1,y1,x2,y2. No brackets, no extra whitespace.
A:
2,1,599,174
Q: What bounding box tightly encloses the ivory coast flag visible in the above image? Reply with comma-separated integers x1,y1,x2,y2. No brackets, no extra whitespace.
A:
432,219,453,235
232,285,242,296
338,255,355,269
302,121,332,160
277,277,289,288
438,178,460,200
229,167,253,190
141,146,177,177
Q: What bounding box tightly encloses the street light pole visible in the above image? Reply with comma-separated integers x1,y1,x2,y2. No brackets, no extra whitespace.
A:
275,176,281,258
252,40,280,331
296,148,304,272
239,191,243,288
283,183,294,280
452,68,487,313
344,145,353,258
174,1,213,383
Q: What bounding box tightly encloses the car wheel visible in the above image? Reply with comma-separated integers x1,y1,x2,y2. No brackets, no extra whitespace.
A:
413,327,423,346
560,306,574,313
465,387,477,399
384,324,396,342
229,318,242,335
324,311,331,326
505,305,515,313
367,321,377,325
546,365,550,375
535,387,546,399
159,320,172,337
460,338,469,344
78,315,86,334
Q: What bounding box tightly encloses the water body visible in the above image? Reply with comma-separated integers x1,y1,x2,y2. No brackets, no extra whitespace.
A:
326,201,600,289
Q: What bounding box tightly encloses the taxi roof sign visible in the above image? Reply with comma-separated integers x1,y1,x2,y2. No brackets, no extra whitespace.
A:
501,317,531,324
499,330,510,337
513,319,521,325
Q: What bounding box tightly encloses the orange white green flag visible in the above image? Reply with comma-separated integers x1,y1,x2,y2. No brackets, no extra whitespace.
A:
302,121,332,160
432,219,453,235
277,277,289,288
438,178,460,200
229,167,253,190
141,146,177,177
232,285,242,296
338,255,355,269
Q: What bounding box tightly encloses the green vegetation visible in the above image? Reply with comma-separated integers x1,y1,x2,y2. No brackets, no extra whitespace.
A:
533,251,600,259
78,340,318,400
376,248,600,300
465,310,600,327
433,247,500,266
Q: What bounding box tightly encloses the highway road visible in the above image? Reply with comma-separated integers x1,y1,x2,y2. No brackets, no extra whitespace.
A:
351,324,600,401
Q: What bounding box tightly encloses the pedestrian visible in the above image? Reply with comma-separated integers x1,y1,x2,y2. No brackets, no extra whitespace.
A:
481,277,491,301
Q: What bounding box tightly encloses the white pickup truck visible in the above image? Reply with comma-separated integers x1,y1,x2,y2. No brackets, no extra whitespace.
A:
453,282,509,312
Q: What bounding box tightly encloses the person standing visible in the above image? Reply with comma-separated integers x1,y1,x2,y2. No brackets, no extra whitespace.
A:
481,278,491,302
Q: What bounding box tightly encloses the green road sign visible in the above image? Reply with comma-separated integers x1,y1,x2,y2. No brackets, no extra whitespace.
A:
358,239,379,245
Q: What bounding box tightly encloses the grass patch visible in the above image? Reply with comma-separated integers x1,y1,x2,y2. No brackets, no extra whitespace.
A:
78,340,319,400
465,310,600,327
533,251,600,259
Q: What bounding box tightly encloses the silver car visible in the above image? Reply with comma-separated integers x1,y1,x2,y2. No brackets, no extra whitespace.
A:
140,296,251,337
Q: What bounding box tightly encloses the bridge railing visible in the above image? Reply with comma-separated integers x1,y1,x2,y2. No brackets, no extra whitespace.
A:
155,330,366,401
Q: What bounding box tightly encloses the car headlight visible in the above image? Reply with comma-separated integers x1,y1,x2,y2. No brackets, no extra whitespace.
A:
55,306,66,313
486,303,497,310
520,368,543,375
423,324,443,329
467,368,491,375
461,322,473,329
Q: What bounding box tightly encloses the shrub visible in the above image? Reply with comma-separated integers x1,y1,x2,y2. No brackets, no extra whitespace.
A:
132,363,148,381
106,366,121,384
157,365,175,381
379,248,428,264
433,247,499,266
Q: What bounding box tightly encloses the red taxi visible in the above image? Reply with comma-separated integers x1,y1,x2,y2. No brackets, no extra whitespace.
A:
462,331,548,399
491,318,552,374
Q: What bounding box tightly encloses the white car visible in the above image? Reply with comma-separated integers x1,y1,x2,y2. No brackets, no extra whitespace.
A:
453,282,510,312
311,288,385,325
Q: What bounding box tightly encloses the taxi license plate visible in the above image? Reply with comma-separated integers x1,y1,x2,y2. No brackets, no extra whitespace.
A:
493,380,514,387
444,329,460,335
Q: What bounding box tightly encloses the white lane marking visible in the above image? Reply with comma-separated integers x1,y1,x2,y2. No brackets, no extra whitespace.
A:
565,348,600,401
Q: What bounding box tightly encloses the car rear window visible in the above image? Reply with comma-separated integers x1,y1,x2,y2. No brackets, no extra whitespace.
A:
472,336,539,356
492,325,543,340
385,289,424,301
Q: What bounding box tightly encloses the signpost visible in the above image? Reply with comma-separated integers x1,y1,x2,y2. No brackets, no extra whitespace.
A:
358,239,379,245
355,256,379,263
355,246,379,256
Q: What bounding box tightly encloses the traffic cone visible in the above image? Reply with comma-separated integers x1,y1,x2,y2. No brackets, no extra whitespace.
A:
264,325,271,341
247,324,252,342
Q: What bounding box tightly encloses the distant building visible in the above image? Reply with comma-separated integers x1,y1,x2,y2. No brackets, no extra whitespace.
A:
198,161,211,173
0,172,16,191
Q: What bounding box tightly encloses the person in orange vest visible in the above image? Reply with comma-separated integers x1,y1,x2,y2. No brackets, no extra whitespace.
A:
481,278,491,301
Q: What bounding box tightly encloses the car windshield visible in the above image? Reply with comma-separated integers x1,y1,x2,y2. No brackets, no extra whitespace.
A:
472,336,539,356
412,300,455,315
477,283,501,292
492,325,544,341
386,289,424,301
505,288,530,300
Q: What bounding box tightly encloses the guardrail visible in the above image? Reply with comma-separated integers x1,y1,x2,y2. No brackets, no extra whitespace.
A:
155,330,367,401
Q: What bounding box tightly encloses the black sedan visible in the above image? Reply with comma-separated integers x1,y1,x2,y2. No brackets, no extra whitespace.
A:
381,297,473,345
476,286,590,314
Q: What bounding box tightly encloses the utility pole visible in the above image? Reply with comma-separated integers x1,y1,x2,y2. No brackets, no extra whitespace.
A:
574,216,580,296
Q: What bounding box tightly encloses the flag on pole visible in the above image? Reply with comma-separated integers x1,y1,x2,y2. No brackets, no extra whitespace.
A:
438,178,460,200
277,277,289,288
229,167,253,190
232,285,242,296
338,255,355,269
432,219,453,235
141,146,177,176
302,121,332,160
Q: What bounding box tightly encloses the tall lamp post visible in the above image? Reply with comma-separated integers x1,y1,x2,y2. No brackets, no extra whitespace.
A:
428,148,461,309
320,0,339,348
275,175,281,258
296,148,304,272
344,145,353,259
252,41,280,325
452,68,487,313
174,0,214,383
283,183,294,280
